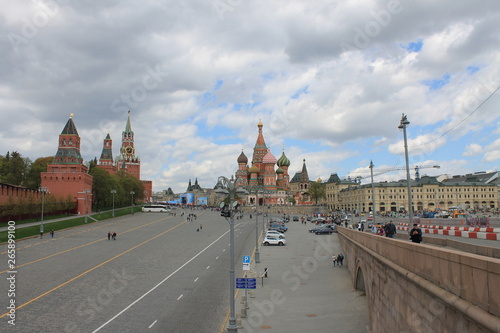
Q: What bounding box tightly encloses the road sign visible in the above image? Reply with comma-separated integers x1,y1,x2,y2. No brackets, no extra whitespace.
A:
242,255,251,264
236,278,257,289
243,263,250,271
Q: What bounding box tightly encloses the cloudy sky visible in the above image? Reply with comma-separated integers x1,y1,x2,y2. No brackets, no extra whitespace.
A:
1,0,500,193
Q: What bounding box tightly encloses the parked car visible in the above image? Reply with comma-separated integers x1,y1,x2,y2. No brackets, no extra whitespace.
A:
269,224,287,232
314,226,336,235
293,215,299,221
265,230,285,239
309,224,335,233
263,235,286,246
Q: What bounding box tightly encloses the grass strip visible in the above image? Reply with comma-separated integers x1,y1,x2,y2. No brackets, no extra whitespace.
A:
0,207,141,243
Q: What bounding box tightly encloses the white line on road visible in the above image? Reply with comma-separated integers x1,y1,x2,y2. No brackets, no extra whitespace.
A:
206,265,210,269
194,277,199,282
177,294,183,301
92,230,230,332
215,256,219,259
148,320,158,328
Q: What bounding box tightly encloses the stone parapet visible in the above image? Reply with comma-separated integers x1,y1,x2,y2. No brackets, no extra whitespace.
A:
338,227,500,332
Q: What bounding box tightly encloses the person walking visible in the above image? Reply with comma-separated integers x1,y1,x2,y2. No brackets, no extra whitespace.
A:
332,255,337,267
337,253,344,266
50,229,54,238
385,220,397,238
409,223,423,243
107,231,111,240
112,232,116,240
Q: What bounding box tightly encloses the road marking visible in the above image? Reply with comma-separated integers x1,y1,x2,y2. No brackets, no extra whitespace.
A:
148,320,158,328
206,265,210,269
0,221,186,319
216,256,219,259
0,216,175,275
177,294,183,301
194,277,199,282
91,230,230,332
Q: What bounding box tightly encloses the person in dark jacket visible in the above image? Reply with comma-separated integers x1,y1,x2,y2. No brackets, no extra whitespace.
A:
385,220,396,238
409,223,422,243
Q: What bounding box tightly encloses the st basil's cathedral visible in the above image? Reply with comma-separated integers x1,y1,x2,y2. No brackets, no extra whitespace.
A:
234,122,313,206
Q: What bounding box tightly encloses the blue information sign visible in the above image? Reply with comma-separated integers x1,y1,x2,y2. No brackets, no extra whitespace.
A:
236,278,257,289
242,255,251,264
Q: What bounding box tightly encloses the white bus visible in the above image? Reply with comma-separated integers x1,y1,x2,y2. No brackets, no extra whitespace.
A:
142,205,170,212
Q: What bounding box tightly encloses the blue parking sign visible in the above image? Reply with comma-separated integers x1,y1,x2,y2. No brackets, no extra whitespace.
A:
242,255,251,264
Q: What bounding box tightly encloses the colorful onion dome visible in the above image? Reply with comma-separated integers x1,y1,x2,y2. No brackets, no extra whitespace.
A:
277,151,290,167
248,163,260,173
276,167,284,174
262,148,277,164
237,151,248,164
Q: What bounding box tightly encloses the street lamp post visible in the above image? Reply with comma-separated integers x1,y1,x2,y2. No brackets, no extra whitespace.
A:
398,113,414,225
111,190,117,217
130,191,135,215
83,189,91,223
39,187,48,235
369,160,376,225
215,175,247,333
254,190,261,263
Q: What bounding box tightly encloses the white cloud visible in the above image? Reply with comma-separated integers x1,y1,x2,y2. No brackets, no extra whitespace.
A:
463,143,483,156
1,0,500,192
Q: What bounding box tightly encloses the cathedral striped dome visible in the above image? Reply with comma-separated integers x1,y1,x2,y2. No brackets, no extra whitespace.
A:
237,151,248,164
262,148,277,164
277,151,290,167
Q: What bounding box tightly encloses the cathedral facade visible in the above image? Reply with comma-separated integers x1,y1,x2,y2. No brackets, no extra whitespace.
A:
234,122,312,206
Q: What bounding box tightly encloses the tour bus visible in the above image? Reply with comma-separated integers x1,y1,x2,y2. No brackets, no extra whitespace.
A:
142,205,170,212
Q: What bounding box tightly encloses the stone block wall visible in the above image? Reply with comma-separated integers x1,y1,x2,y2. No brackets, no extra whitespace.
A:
338,227,500,332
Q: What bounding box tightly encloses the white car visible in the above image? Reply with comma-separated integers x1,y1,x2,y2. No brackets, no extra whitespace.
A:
265,230,285,239
262,236,286,246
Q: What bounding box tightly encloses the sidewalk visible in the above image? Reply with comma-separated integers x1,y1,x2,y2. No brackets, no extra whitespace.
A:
234,222,369,333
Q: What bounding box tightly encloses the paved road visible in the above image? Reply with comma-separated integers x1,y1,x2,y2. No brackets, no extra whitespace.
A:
0,209,256,333
233,220,369,333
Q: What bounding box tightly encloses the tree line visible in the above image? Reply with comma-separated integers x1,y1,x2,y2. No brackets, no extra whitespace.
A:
0,152,144,221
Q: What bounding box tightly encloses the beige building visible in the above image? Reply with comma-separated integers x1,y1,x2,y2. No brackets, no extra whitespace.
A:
321,172,499,213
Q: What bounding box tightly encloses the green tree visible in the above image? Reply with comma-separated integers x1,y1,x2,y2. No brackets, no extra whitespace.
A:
0,151,31,186
89,167,114,210
25,156,53,189
309,181,326,205
116,170,144,204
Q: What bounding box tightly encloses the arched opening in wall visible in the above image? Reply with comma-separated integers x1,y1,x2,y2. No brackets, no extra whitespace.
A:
355,266,366,295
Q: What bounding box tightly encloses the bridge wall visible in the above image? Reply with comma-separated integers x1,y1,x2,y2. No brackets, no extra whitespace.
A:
338,227,500,333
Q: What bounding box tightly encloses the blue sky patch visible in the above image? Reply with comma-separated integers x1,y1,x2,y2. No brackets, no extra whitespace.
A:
291,85,309,99
401,38,423,53
466,65,480,75
422,73,451,91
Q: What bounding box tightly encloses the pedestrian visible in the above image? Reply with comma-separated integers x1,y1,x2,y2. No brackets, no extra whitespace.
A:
337,253,344,266
112,232,116,240
40,231,43,239
332,255,337,267
200,224,203,230
50,229,54,238
107,231,111,240
409,223,423,243
385,220,396,238
371,224,377,234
